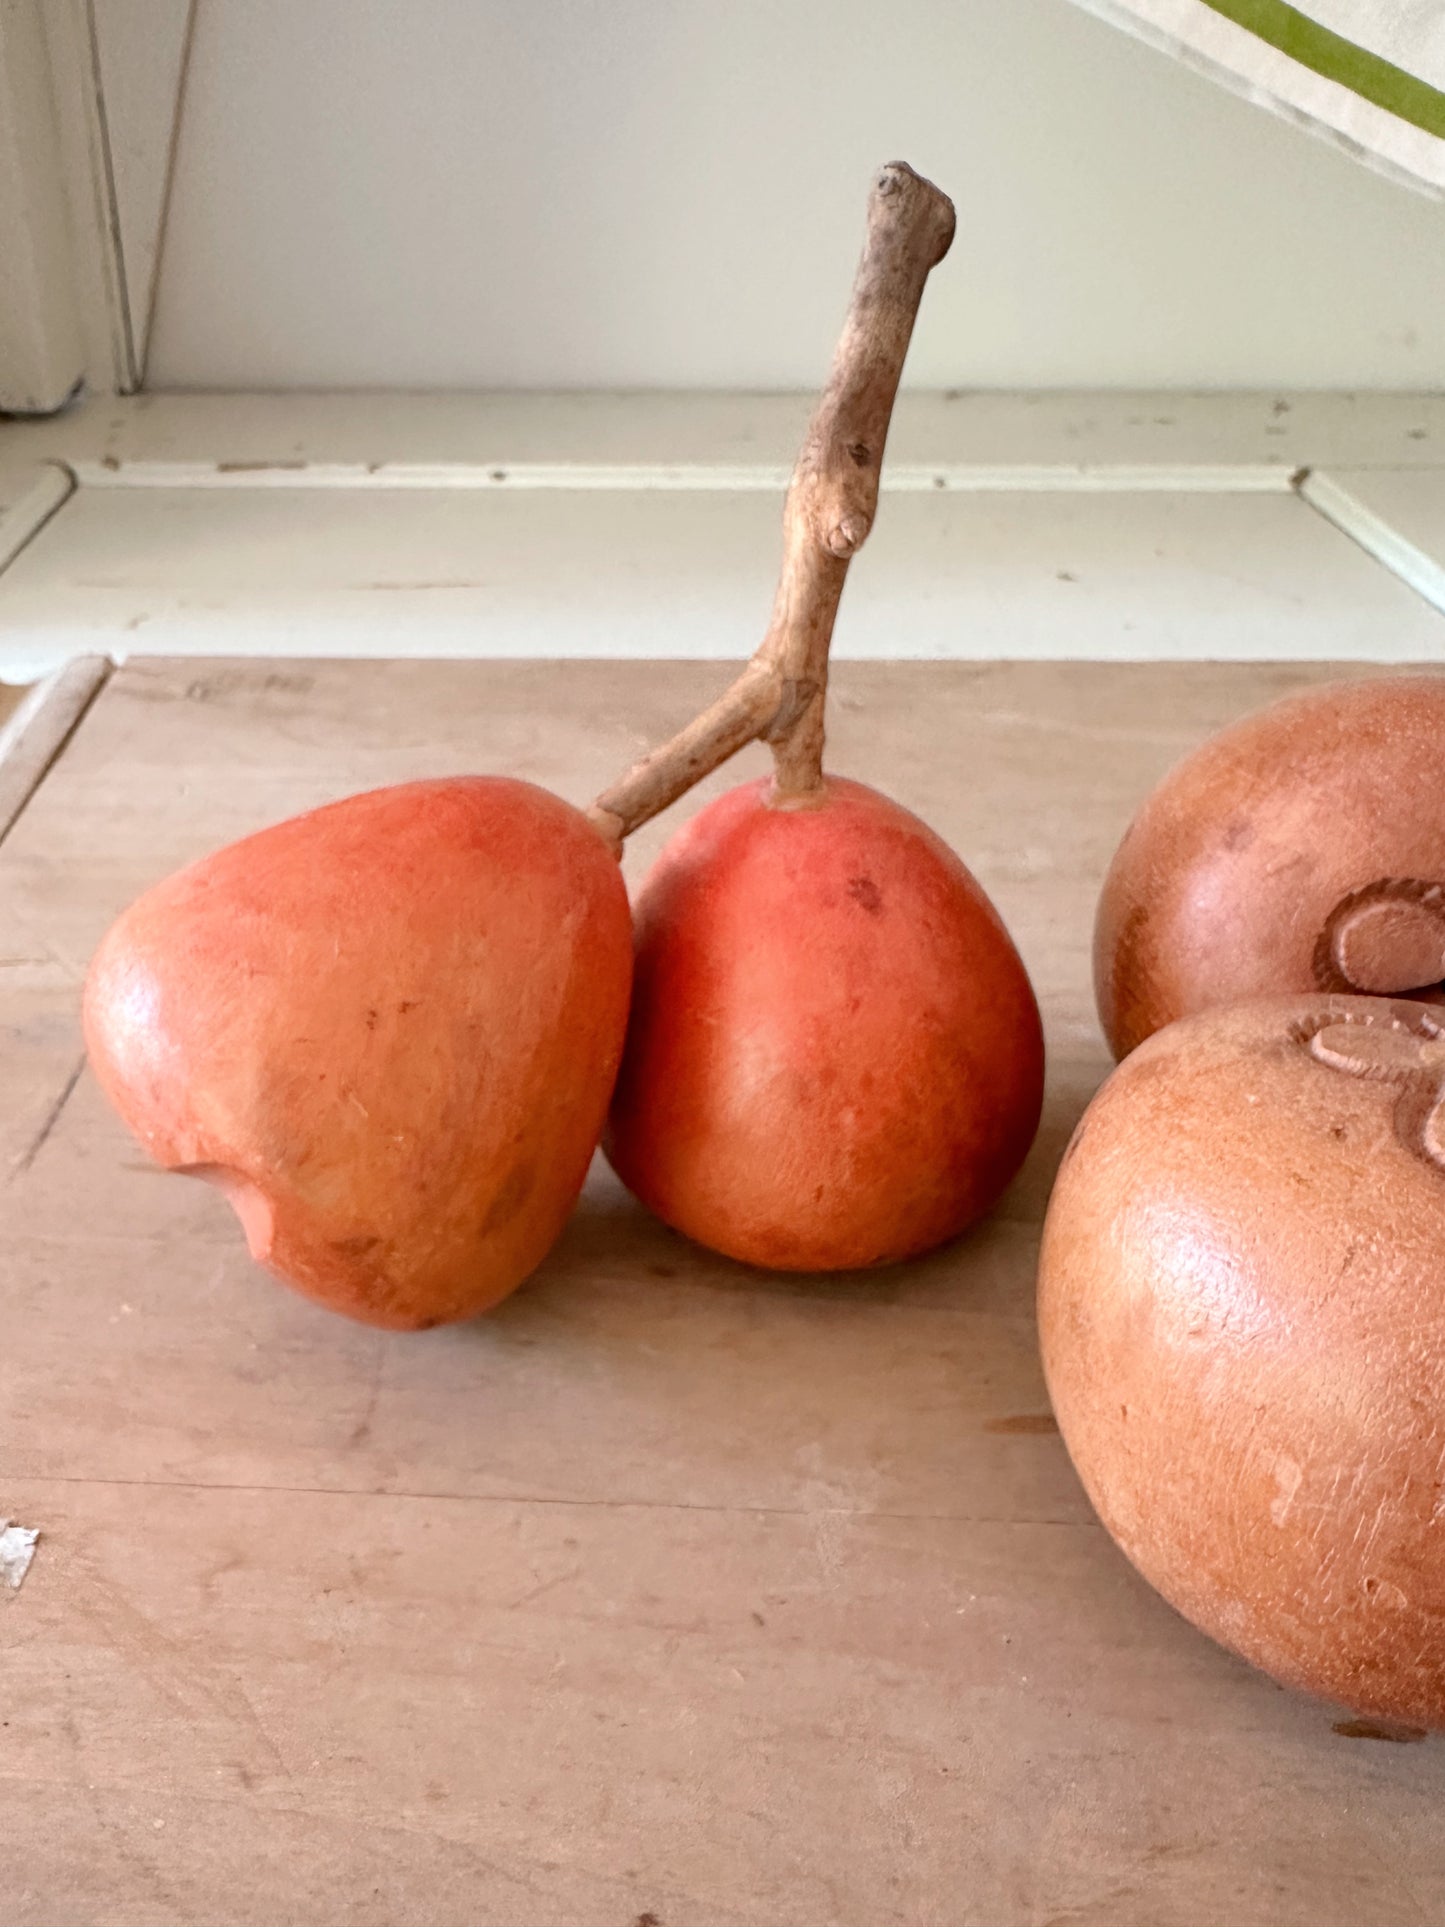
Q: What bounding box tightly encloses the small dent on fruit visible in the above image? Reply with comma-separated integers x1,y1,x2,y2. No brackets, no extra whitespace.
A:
847,875,884,917
1363,1574,1411,1610
1222,817,1255,852
331,1232,383,1259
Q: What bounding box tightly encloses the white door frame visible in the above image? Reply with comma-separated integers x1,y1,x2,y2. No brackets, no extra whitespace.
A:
0,0,195,412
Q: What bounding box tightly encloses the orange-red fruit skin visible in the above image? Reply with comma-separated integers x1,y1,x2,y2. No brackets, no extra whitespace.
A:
606,775,1044,1270
83,777,633,1330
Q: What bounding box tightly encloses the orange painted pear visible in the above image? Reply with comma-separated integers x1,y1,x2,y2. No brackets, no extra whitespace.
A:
84,777,633,1329
606,775,1045,1270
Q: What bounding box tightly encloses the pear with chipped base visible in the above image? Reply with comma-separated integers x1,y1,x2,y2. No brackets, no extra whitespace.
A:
85,777,632,1330
1039,992,1445,1726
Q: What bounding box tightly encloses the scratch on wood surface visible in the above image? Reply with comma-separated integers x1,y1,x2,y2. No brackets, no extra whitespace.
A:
347,1340,386,1446
22,1467,1088,1527
13,1054,85,1175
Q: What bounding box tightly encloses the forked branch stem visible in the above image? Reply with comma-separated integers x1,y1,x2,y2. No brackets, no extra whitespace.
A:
586,161,955,847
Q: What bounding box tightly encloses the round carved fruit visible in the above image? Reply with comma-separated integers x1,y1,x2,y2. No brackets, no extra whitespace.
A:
1039,992,1445,1724
1094,676,1445,1058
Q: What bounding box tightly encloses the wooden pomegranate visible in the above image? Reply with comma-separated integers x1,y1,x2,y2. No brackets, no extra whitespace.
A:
596,165,1043,1268
1096,675,1445,1058
85,779,632,1329
1039,992,1445,1726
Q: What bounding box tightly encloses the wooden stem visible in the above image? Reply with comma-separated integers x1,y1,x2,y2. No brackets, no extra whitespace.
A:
586,161,954,848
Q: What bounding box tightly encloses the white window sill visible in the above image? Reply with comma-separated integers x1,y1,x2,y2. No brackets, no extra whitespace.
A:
1,390,1442,681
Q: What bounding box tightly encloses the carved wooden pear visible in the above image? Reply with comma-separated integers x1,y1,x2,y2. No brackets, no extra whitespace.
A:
597,166,1043,1268
85,162,977,1323
606,774,1043,1269
1096,675,1445,1058
1039,992,1445,1726
85,778,632,1329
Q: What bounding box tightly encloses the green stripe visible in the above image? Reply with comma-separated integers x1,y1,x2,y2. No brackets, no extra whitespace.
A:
1201,0,1445,138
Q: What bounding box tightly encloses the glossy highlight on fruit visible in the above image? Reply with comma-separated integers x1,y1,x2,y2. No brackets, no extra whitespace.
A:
607,774,1044,1270
1095,675,1445,1059
1040,992,1445,1726
85,777,633,1330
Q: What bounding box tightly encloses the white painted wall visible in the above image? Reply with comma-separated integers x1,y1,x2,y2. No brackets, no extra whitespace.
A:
144,0,1445,391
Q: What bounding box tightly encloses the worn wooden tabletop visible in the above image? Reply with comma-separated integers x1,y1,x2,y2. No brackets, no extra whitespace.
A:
4,657,1445,1927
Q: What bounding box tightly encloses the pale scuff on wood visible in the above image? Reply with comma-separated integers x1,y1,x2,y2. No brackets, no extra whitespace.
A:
0,1520,39,1591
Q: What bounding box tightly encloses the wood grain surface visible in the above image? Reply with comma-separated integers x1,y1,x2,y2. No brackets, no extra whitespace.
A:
4,657,1445,1927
